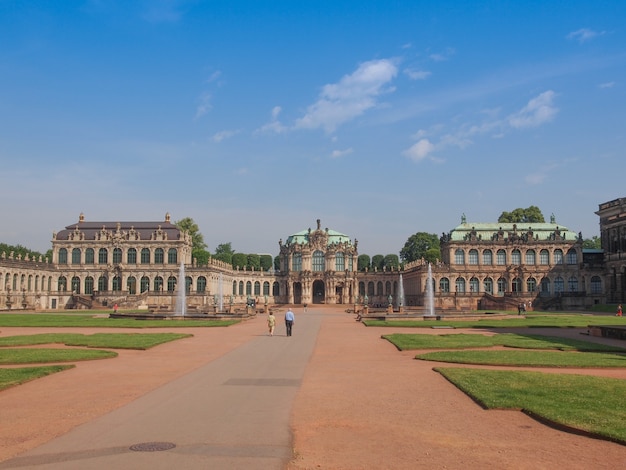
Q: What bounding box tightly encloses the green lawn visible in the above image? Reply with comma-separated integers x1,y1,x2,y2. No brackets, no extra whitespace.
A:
364,313,626,329
0,348,117,364
0,366,74,391
0,313,239,328
383,333,626,352
417,349,626,367
436,367,626,444
0,332,192,349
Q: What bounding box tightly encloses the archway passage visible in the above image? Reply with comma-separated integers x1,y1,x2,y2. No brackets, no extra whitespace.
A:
293,282,302,304
312,280,325,304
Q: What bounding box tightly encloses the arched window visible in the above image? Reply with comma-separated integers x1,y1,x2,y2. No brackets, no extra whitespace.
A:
98,248,108,264
239,281,244,295
567,276,578,292
455,277,466,293
511,249,521,265
168,248,178,264
440,278,450,293
272,282,280,296
312,251,325,271
232,281,237,295
497,277,507,294
127,276,136,294
58,276,67,291
197,277,207,293
385,281,392,296
469,277,479,293
154,276,163,292
85,248,95,264
566,249,577,265
483,277,493,294
540,249,549,265
71,276,80,293
527,277,537,292
263,281,270,295
483,250,493,265
98,275,108,291
367,281,375,296
591,276,602,294
127,248,137,264
554,276,564,293
496,250,506,265
376,281,383,296
254,281,261,296
155,248,164,264
167,276,177,292
525,249,536,265
112,276,122,291
454,249,465,265
141,276,150,293
554,249,563,265
85,276,94,295
185,276,192,293
141,248,150,264
113,248,122,264
71,248,81,265
468,249,478,265
246,281,252,295
335,252,345,271
292,253,302,272
58,248,68,265
541,277,550,294
511,277,522,292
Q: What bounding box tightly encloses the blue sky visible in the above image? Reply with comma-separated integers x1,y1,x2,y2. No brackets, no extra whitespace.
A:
1,0,625,257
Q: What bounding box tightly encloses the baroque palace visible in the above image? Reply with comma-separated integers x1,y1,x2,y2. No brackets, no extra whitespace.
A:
1,198,625,313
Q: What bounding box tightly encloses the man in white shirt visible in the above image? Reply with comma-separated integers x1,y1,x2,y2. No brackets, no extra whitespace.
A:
285,308,295,336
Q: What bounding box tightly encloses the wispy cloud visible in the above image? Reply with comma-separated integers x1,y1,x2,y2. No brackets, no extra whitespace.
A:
508,90,558,129
525,162,559,185
255,106,288,134
404,91,558,163
599,81,615,89
331,148,353,158
566,28,606,43
294,58,398,133
404,68,431,80
195,91,212,118
212,130,240,143
429,47,455,62
140,0,191,23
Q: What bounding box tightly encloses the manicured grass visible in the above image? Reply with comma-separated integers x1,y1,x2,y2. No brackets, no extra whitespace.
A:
383,333,626,352
0,313,239,328
363,314,626,329
436,367,626,444
417,350,626,367
0,348,117,364
0,332,192,350
0,366,74,391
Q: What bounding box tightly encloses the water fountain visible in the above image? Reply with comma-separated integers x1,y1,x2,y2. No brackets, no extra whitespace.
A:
424,263,436,317
398,273,405,312
175,262,186,316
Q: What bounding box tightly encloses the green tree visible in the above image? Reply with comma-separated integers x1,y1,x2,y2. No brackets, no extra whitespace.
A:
497,206,545,223
383,254,399,270
232,253,247,269
259,254,273,271
582,236,602,249
400,232,440,263
371,254,384,271
358,254,371,271
0,243,49,262
247,253,261,270
175,217,209,264
274,255,281,271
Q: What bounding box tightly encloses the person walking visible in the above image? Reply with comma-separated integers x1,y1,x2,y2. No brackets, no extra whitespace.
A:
617,304,623,317
285,308,295,336
267,311,276,336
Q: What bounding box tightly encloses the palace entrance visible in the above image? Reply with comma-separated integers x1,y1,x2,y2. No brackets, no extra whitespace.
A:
312,280,325,304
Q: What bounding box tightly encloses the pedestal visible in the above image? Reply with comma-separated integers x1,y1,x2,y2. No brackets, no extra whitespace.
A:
387,305,393,314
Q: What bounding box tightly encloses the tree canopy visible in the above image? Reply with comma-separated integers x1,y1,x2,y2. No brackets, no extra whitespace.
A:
497,206,545,223
400,232,440,264
174,217,210,264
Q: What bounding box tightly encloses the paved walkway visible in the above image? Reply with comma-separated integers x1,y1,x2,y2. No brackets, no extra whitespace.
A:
1,308,626,469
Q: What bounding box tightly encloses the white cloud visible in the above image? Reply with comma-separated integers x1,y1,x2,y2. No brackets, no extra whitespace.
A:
404,68,431,80
255,106,288,134
331,148,353,158
294,58,398,133
403,138,435,162
567,28,606,43
599,81,615,89
195,91,212,118
212,130,239,143
508,90,558,129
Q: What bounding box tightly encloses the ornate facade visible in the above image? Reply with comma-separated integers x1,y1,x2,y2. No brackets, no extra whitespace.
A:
0,206,621,313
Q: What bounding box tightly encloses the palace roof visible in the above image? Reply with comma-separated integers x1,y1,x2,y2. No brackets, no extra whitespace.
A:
447,222,580,243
